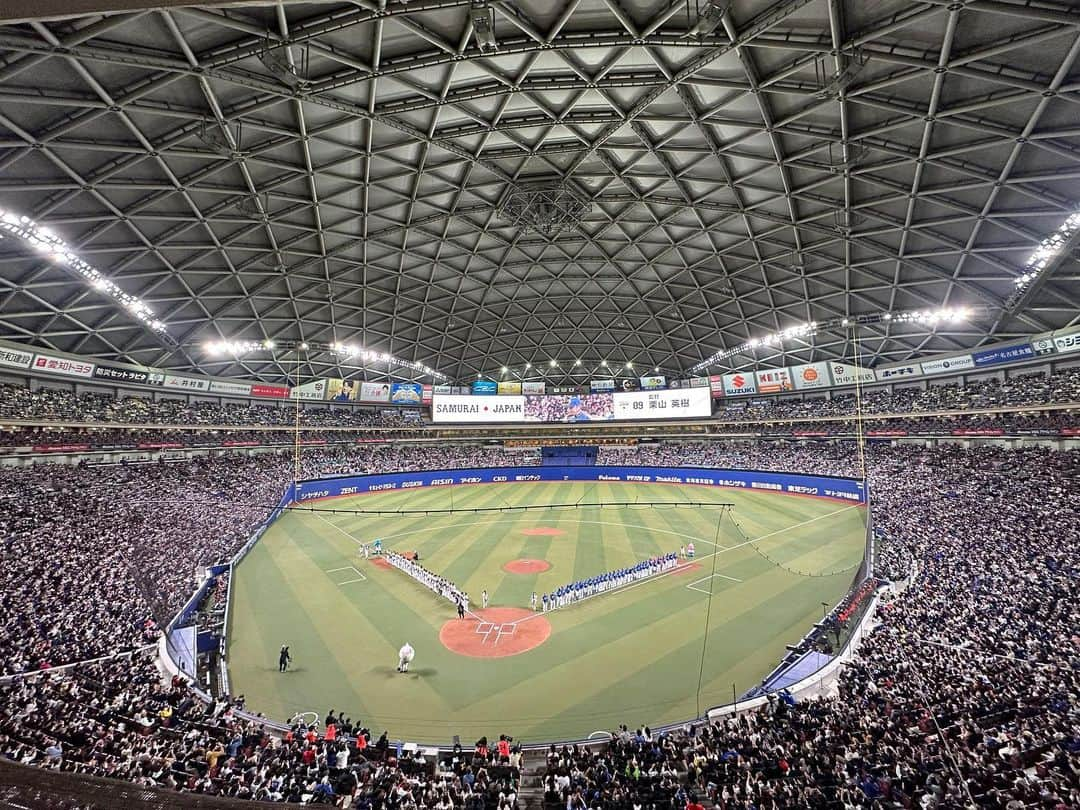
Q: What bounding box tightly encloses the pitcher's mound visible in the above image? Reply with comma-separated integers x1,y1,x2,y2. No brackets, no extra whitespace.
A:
440,608,551,658
502,559,551,574
522,527,565,536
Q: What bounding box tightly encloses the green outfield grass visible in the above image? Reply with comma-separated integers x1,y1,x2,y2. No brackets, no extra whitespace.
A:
226,481,866,742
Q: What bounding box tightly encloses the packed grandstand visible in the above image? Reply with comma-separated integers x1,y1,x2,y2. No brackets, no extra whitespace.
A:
2,0,1080,807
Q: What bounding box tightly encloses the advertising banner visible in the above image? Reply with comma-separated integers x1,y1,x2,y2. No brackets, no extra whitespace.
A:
951,428,1005,436
755,368,793,394
1031,335,1057,356
972,343,1034,367
551,385,579,395
326,380,356,402
522,381,546,395
497,381,522,395
1052,329,1080,355
32,353,94,378
640,375,666,390
690,377,710,388
163,374,209,391
876,364,921,381
93,364,150,385
389,382,423,405
0,346,33,370
722,372,757,396
790,362,830,390
433,384,452,395
619,378,640,392
422,385,433,405
920,354,974,376
294,466,866,505
709,375,724,397
612,387,712,420
472,380,497,395
210,380,252,397
289,379,326,401
525,393,614,422
359,381,392,402
590,378,616,392
828,362,875,387
251,383,289,399
432,394,524,423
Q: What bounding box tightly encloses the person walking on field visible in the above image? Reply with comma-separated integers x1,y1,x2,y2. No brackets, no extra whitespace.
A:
482,589,489,609
278,645,292,673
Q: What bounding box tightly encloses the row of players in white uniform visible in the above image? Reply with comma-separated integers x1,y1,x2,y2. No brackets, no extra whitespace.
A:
536,548,687,611
377,542,695,614
383,550,469,612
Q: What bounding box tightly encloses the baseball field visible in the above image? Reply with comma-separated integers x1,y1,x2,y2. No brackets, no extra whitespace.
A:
225,480,867,742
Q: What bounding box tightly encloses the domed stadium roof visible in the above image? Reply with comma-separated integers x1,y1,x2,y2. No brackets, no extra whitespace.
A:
0,0,1076,383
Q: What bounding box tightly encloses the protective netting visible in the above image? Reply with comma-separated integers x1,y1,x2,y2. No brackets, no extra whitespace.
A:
729,515,865,579
289,500,735,517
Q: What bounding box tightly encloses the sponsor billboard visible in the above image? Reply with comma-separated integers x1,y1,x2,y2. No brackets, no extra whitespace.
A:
640,375,666,390
289,379,325,400
522,381,546,395
358,381,391,402
210,380,252,397
390,382,423,405
1031,335,1057,356
32,353,94,378
433,384,452,395
93,364,150,385
790,362,830,390
294,466,866,505
551,385,579,395
690,377,710,388
524,393,614,422
1052,329,1080,355
612,387,712,420
590,378,615,392
876,364,921,381
722,372,757,396
709,375,724,397
972,343,1034,367
828,362,875,386
755,368,793,394
163,374,209,391
0,347,33,370
472,380,497,395
326,379,357,402
432,394,525,423
920,354,974,376
497,381,522,395
618,378,640,392
251,383,290,399
422,385,433,405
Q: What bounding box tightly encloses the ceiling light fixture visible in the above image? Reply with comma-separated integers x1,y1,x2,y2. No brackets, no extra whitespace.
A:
0,208,171,342
203,338,448,380
470,1,498,53
1006,209,1080,306
684,1,730,38
690,307,985,373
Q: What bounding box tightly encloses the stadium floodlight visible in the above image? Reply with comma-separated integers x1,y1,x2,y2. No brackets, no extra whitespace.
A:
1006,208,1080,307
202,339,447,379
654,367,659,372
625,362,633,369
684,1,731,38
501,366,508,373
525,362,532,369
600,360,608,367
470,1,497,53
549,359,557,367
575,359,582,366
0,207,170,340
691,307,987,373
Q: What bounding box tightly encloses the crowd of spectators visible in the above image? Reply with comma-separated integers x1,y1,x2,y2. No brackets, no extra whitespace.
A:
0,383,421,428
0,442,1077,807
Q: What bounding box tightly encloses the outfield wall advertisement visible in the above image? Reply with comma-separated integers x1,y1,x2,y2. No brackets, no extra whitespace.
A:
293,466,866,504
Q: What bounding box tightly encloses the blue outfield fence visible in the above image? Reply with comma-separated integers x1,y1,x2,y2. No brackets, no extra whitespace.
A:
292,465,867,505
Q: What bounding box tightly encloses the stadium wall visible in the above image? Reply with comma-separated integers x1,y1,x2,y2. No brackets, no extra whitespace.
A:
292,465,867,504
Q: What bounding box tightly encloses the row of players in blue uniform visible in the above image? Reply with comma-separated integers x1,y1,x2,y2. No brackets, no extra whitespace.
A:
534,552,680,611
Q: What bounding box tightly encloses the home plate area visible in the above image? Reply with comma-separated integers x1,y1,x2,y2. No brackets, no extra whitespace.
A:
439,607,550,659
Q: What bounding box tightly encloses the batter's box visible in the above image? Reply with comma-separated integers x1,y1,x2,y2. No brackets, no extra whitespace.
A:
475,621,517,645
